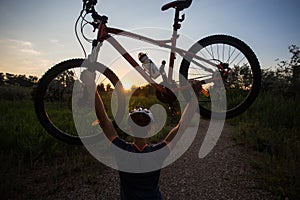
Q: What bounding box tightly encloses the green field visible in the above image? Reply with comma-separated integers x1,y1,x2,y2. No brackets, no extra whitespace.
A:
0,99,84,180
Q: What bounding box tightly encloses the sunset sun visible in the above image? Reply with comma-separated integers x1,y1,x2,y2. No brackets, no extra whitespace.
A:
123,81,132,91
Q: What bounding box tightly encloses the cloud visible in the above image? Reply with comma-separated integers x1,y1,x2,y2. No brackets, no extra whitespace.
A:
0,39,51,76
20,48,41,55
50,39,59,43
50,39,64,47
4,39,42,55
8,39,34,48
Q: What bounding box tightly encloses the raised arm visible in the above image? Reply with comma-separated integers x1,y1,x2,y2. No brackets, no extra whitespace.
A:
80,69,118,141
164,81,201,148
95,89,118,141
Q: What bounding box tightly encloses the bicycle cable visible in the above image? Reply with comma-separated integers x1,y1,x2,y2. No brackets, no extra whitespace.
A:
80,14,94,43
75,9,87,58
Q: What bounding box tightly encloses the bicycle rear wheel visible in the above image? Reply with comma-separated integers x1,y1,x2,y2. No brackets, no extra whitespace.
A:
34,59,124,144
180,35,261,119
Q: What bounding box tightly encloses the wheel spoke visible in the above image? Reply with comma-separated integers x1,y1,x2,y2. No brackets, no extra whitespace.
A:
181,35,261,119
236,56,246,67
222,44,225,62
230,51,242,65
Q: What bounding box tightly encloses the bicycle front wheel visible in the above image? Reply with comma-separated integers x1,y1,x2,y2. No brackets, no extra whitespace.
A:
34,59,125,145
180,35,261,119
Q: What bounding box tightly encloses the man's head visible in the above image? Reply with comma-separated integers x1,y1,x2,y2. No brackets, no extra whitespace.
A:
128,107,154,137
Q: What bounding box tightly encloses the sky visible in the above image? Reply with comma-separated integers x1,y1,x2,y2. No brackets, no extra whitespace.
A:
0,0,300,79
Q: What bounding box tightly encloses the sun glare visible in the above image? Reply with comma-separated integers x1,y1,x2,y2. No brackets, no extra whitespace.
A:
123,81,132,91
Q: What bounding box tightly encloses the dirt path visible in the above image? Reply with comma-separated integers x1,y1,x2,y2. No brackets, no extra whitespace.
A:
7,120,274,199
159,120,274,200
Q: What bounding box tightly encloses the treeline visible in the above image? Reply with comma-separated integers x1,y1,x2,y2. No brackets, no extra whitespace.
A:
260,45,300,96
0,73,39,100
0,73,38,87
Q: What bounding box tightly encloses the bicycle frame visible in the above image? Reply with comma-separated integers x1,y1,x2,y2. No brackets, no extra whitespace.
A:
84,2,219,94
90,24,217,93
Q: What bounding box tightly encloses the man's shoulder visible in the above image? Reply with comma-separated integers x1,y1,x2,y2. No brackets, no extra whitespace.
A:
112,137,133,150
149,140,168,151
112,137,169,153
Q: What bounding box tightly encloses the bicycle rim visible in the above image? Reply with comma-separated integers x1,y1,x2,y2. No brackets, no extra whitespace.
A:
34,59,124,144
180,35,261,119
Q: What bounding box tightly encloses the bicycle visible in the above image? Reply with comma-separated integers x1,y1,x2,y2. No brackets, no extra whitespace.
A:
34,0,261,145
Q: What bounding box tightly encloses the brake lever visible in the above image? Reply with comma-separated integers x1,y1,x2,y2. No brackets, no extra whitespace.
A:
92,22,99,32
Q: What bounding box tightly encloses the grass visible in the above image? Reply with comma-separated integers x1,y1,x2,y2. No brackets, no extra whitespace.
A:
0,85,33,100
0,100,78,159
0,99,84,198
44,101,78,136
229,93,300,199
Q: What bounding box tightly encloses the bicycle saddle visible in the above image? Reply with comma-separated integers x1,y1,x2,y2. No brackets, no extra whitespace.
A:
161,0,192,11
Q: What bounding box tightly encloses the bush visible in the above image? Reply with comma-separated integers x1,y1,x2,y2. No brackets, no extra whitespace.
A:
261,45,300,96
0,85,33,100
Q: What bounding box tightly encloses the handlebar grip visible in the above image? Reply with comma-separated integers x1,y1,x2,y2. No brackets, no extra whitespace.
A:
85,0,97,10
91,0,98,5
87,0,97,6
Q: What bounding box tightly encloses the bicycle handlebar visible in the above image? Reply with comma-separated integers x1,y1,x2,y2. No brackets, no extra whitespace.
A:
82,0,97,13
83,0,97,9
82,0,108,26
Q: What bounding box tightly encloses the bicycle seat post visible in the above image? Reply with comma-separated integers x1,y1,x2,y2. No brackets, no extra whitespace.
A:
173,8,184,32
168,8,184,82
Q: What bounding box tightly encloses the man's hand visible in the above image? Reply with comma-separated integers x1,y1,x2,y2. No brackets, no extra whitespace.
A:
81,69,96,88
78,69,97,106
164,80,201,147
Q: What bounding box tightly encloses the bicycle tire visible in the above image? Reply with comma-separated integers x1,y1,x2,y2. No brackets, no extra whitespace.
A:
34,58,124,145
179,35,261,119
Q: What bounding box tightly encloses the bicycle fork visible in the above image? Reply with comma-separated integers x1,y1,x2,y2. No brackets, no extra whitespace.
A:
87,40,102,65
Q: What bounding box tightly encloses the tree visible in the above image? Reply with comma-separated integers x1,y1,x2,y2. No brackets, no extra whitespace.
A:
2,73,39,87
45,70,75,101
227,64,252,90
106,83,112,92
97,83,106,92
0,73,5,85
5,73,16,85
289,45,300,67
29,75,38,85
261,45,300,95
